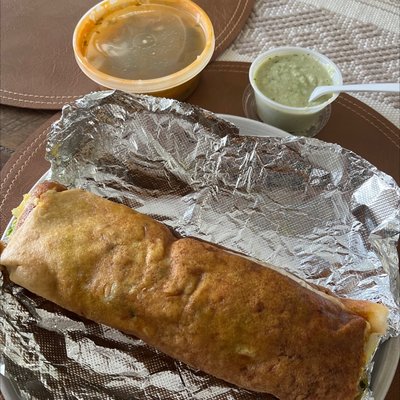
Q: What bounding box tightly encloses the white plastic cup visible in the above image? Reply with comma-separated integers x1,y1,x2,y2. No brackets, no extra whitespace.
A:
249,47,343,135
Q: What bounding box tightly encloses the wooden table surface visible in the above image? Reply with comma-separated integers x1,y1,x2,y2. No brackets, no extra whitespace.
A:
0,105,54,169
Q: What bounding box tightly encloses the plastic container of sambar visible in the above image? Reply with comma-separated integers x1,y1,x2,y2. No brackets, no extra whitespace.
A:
73,0,215,100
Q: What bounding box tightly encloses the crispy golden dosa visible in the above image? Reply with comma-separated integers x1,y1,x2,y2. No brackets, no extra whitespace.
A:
0,182,388,400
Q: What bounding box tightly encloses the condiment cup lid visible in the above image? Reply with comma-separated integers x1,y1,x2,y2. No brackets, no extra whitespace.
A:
249,46,343,115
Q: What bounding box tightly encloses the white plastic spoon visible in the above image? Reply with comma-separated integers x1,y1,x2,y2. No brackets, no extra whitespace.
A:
309,82,400,102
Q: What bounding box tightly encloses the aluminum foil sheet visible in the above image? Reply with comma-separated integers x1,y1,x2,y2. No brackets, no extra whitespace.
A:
1,90,399,400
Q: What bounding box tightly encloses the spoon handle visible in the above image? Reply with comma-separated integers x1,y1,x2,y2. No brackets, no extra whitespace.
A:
309,83,400,102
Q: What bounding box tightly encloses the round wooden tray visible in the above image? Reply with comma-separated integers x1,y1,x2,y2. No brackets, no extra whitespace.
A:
1,61,399,400
2,61,399,229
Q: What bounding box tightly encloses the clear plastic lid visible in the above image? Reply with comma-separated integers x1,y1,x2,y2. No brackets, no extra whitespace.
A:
73,0,215,94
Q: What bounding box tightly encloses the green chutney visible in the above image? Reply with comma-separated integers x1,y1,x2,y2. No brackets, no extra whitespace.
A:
254,53,333,107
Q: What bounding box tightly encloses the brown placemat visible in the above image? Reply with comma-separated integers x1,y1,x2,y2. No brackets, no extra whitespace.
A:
0,62,399,399
1,61,399,233
0,0,254,110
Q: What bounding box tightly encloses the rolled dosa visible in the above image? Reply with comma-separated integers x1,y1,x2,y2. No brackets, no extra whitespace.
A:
0,182,388,400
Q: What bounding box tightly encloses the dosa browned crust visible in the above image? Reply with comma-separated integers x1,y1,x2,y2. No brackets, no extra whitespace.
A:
0,182,388,400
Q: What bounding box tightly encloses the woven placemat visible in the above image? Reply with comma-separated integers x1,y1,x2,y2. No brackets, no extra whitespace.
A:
219,0,400,128
0,61,399,399
0,0,254,110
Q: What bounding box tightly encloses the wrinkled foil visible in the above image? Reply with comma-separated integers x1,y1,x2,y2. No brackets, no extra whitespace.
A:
1,90,399,400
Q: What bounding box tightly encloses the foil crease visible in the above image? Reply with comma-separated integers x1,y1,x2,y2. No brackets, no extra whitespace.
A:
1,90,399,400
